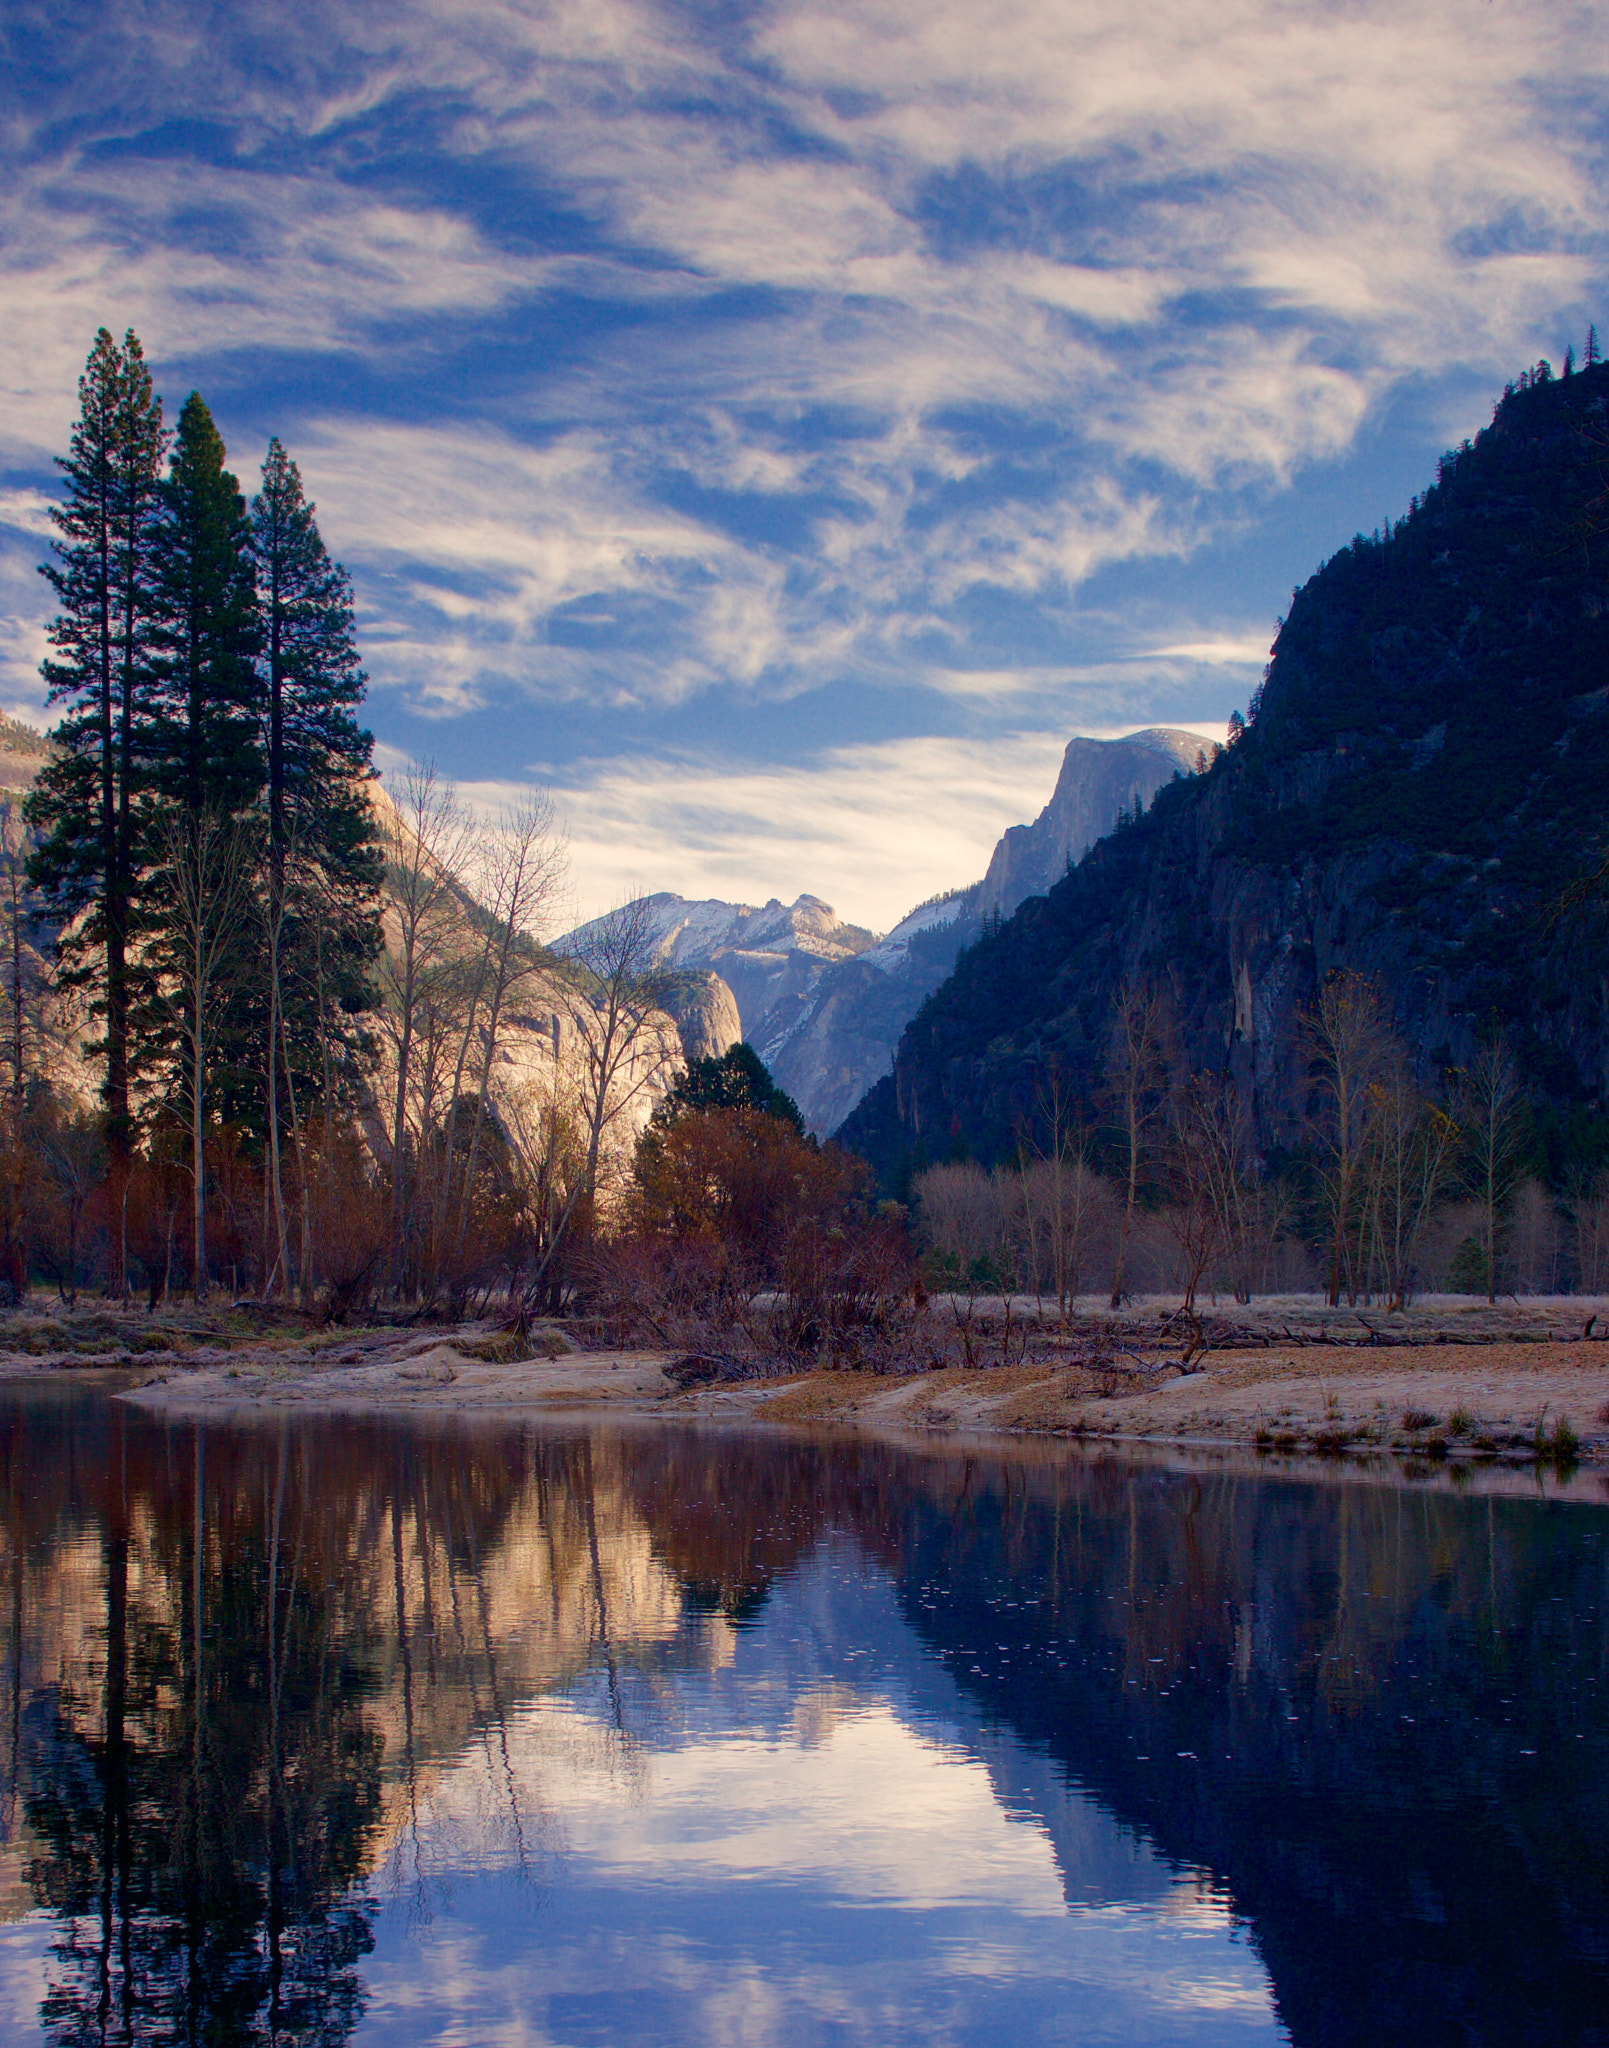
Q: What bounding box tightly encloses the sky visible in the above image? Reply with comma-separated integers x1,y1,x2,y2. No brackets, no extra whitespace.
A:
2,0,1606,930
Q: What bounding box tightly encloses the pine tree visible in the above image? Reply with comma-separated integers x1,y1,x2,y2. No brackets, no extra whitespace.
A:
148,393,262,819
1588,325,1602,367
251,440,376,899
250,440,381,1284
137,395,264,1280
27,329,167,1295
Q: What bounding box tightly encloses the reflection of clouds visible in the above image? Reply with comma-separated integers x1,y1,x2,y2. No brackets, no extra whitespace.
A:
357,1551,1278,2046
0,1921,52,2030
575,1708,1064,1905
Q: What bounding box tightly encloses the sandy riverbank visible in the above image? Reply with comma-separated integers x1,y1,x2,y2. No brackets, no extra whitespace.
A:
66,1298,1609,1468
2,1294,1605,1464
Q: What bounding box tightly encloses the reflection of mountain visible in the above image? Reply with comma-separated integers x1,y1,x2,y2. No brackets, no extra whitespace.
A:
607,1434,1609,2046
4,1398,1609,2046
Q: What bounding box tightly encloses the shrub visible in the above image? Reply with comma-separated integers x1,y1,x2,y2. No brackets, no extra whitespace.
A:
589,1104,916,1367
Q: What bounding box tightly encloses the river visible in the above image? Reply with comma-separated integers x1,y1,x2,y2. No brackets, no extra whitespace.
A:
0,1381,1605,2045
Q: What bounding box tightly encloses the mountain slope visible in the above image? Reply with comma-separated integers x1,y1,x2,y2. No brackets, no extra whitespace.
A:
763,728,1211,1129
840,359,1609,1176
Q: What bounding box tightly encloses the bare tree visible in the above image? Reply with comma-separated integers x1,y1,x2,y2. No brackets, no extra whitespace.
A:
1017,1062,1099,1317
1359,1064,1460,1310
1161,1073,1260,1310
1456,1036,1530,1303
501,1079,586,1313
1566,1170,1609,1293
1104,978,1166,1306
151,808,254,1302
506,894,677,1314
559,895,678,1204
437,795,566,1269
33,1096,103,1307
1303,972,1392,1306
374,763,475,1294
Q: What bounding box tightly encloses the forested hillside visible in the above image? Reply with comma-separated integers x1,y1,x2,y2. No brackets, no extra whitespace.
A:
841,356,1609,1188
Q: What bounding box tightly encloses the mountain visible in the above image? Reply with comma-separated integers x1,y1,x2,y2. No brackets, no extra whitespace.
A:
561,892,877,1069
839,358,1609,1179
578,731,1212,1133
976,728,1213,919
763,729,1212,1130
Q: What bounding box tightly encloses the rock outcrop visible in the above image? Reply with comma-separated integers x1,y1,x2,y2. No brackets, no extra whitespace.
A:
764,732,1213,1132
659,970,743,1062
976,729,1213,919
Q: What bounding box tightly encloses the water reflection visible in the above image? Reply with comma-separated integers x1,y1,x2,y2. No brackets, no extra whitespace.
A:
1,1389,1607,2045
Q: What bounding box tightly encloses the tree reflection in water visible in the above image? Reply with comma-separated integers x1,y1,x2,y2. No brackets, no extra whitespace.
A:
8,1400,386,2044
2,1388,1609,2047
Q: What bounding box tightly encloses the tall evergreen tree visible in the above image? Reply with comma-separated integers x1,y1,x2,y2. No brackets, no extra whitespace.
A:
27,329,167,1296
137,396,264,1282
250,441,380,1283
149,393,262,819
251,440,376,900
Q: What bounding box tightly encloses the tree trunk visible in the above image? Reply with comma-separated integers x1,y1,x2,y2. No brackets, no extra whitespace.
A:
191,1019,206,1303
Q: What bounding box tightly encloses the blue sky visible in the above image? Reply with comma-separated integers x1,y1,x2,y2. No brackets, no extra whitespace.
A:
2,0,1605,927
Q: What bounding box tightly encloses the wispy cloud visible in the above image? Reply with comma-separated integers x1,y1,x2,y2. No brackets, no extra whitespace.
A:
3,0,1605,908
404,731,1068,931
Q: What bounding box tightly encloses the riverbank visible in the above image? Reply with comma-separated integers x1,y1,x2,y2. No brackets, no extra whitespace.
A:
24,1294,1594,1468
3,1295,1606,1465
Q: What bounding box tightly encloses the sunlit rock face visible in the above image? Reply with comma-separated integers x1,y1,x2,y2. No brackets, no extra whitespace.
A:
658,969,742,1061
0,732,99,1105
365,788,691,1196
362,903,686,1199
975,728,1214,920
2,753,700,1170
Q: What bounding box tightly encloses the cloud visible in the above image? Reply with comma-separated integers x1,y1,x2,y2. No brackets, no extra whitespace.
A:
416,729,1114,930
3,0,1606,908
1148,635,1268,666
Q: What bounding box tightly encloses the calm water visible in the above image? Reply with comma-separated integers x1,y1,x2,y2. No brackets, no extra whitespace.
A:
0,1391,1607,2046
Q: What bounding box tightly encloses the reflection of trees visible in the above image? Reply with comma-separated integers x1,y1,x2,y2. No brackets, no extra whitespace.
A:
610,1429,1609,2047
0,1398,560,2043
7,1393,1609,2048
0,1399,720,2040
16,1416,383,2045
889,1456,1609,2048
609,1430,903,1624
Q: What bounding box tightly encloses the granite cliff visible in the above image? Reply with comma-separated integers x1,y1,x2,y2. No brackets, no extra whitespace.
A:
977,728,1212,918
765,729,1212,1130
